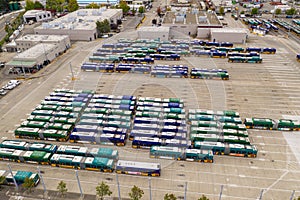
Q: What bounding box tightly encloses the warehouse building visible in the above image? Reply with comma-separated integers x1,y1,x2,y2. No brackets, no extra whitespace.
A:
210,28,248,44
162,8,222,39
15,34,71,52
23,10,52,24
137,26,170,41
6,42,67,74
34,8,123,41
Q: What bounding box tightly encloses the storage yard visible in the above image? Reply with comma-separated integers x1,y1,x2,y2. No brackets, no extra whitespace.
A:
1,9,300,200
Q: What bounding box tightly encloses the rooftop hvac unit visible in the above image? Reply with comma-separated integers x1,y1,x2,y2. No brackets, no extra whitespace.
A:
77,10,88,16
92,10,101,16
100,7,107,12
68,17,76,23
42,23,52,29
175,16,184,22
192,8,199,14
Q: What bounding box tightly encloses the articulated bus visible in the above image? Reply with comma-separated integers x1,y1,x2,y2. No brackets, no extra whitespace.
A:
0,148,52,164
190,133,251,145
149,146,213,162
244,118,300,131
132,137,191,149
190,68,229,80
129,130,186,140
116,160,161,176
0,140,57,153
50,154,115,172
188,109,240,118
228,56,262,63
69,132,126,146
56,145,118,160
193,141,257,158
15,127,69,141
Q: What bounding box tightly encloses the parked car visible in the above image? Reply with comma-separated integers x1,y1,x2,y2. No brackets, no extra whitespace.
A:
0,89,7,96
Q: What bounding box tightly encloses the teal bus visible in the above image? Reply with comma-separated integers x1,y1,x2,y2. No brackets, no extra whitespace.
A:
193,141,257,158
0,140,57,153
56,145,118,160
149,146,213,162
190,133,251,145
50,154,115,172
4,170,40,186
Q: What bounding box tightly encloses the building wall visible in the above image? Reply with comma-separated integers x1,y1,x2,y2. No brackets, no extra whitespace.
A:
197,28,211,39
137,30,169,41
211,31,247,44
23,11,52,23
15,36,71,52
34,28,97,41
168,24,197,39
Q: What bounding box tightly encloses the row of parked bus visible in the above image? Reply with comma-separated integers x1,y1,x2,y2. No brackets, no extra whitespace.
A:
273,19,300,36
0,140,161,176
244,118,300,131
15,90,136,143
81,63,230,80
187,109,257,157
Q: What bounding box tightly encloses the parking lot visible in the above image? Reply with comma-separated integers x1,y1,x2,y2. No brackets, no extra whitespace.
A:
0,13,300,200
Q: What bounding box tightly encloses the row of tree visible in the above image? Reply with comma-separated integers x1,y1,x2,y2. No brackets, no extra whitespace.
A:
1,177,300,200
218,6,298,16
25,0,78,12
24,0,145,15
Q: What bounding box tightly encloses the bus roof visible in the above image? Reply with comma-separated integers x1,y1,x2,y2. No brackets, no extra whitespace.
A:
117,160,161,170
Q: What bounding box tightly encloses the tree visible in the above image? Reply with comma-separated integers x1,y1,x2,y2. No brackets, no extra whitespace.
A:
57,181,68,197
68,0,78,12
22,177,35,193
286,8,296,15
96,19,111,36
129,185,144,200
25,0,35,11
251,7,259,15
119,1,130,14
164,193,177,200
275,8,281,15
34,1,44,9
0,176,6,189
198,195,210,200
96,181,112,200
86,2,100,9
219,6,225,15
294,197,300,200
0,0,9,11
138,6,145,14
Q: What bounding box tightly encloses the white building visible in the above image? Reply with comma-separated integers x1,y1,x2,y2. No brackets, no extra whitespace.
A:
14,34,71,52
210,28,248,44
23,10,52,24
34,8,123,41
6,43,64,73
137,26,170,41
5,35,71,73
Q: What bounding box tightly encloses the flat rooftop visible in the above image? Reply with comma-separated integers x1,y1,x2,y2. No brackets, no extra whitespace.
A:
163,11,221,25
14,43,57,60
24,9,50,16
35,8,122,31
16,34,69,43
211,28,248,33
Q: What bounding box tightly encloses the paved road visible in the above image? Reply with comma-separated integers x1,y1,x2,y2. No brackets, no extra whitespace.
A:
1,5,300,200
